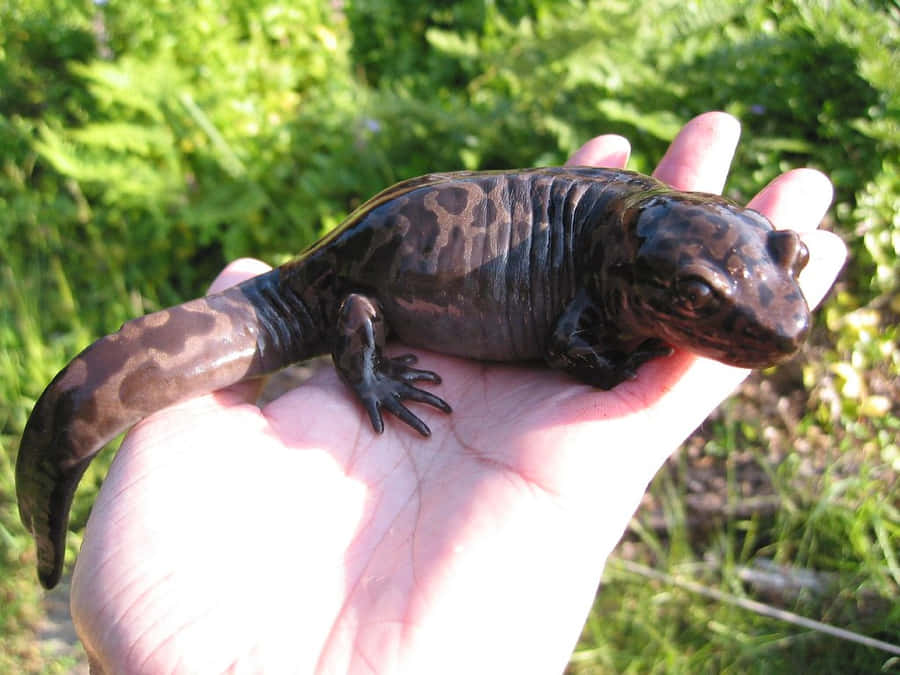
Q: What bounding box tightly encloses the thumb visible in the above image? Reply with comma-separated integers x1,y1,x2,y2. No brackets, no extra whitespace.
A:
207,257,274,403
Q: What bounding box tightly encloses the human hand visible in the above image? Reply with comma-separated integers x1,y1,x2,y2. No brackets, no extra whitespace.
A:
70,112,846,674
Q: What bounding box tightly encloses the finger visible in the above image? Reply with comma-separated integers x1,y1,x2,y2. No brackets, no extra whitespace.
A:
207,258,273,402
566,134,631,168
747,168,833,233
747,168,847,310
654,111,741,193
207,257,272,294
798,230,847,309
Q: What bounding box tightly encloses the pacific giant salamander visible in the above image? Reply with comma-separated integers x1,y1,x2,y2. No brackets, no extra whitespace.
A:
16,167,811,588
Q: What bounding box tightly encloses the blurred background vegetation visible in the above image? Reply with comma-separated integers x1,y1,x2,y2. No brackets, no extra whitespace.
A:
1,0,897,671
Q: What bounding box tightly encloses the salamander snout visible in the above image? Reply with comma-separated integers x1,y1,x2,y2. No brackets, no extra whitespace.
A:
770,309,811,357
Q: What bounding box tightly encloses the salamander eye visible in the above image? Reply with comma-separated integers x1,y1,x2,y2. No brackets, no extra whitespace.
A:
676,278,719,314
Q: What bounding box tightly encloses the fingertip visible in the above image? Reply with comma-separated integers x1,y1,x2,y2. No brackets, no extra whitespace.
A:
566,134,631,168
654,111,741,193
748,168,834,233
207,258,272,294
783,167,833,196
691,110,741,137
798,229,848,310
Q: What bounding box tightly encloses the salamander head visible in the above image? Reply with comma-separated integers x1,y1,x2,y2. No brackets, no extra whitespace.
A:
621,193,811,368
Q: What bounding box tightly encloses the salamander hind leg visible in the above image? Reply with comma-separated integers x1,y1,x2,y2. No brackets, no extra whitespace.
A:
332,293,452,437
545,290,673,390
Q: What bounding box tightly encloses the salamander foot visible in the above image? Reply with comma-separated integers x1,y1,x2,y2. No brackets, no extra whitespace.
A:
332,293,452,436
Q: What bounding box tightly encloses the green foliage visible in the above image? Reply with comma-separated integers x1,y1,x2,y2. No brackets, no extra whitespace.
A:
1,0,898,670
23,1,370,296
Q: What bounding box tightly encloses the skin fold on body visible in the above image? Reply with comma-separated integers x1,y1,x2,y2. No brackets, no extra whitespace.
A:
20,158,813,592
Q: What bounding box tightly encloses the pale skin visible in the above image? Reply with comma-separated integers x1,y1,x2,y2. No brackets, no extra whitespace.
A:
70,112,846,674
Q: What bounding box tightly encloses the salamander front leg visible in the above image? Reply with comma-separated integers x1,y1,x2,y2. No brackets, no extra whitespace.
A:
545,289,673,390
332,293,452,436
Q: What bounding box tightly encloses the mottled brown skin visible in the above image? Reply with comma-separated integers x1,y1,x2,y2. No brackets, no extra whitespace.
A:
16,167,810,589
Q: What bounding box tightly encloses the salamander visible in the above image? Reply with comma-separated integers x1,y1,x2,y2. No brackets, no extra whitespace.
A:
16,167,811,589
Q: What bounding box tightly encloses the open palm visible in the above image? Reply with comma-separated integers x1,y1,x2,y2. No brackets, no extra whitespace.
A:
70,112,845,674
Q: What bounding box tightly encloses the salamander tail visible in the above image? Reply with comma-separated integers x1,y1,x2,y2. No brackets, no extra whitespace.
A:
15,269,296,588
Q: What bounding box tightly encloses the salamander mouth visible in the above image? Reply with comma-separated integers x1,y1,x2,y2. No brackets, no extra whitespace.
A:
692,328,807,368
718,345,800,368
660,311,809,369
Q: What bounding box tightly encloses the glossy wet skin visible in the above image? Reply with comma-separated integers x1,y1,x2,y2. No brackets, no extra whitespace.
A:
605,191,810,367
284,168,809,362
16,166,809,589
